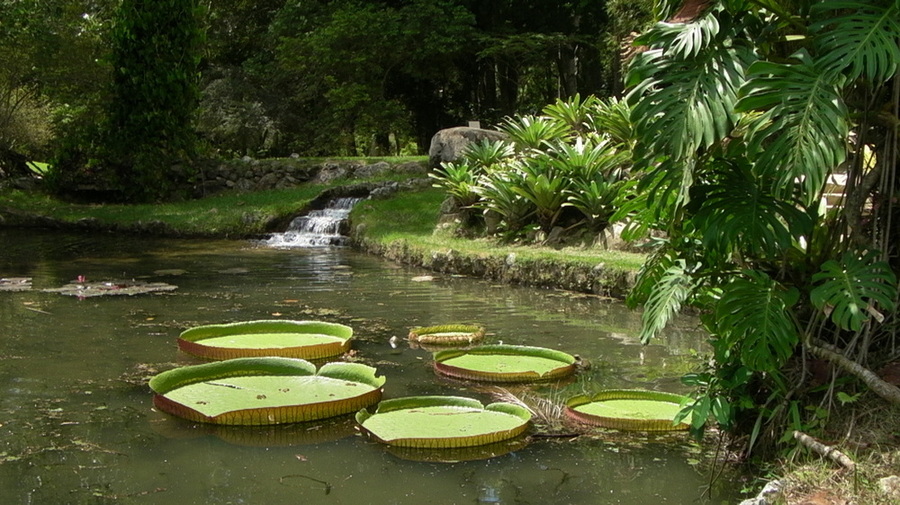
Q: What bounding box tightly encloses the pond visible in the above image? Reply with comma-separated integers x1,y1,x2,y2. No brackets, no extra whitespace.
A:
0,229,741,504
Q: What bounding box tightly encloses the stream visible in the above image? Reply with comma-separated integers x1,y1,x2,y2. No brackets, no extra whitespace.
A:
0,229,742,504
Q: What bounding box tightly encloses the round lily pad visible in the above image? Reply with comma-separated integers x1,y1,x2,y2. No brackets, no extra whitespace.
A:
433,344,576,383
356,396,531,449
565,390,691,431
408,324,485,346
178,320,353,360
150,357,385,425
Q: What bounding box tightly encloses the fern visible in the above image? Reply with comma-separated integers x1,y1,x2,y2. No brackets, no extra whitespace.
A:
810,251,898,331
715,270,800,372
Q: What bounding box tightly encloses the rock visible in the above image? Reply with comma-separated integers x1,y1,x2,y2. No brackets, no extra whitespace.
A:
314,163,351,183
396,161,428,174
428,126,507,169
355,161,391,179
879,475,900,500
739,480,782,505
369,182,399,199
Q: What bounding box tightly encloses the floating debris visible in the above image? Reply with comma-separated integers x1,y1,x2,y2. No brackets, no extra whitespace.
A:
43,280,177,297
153,269,188,276
0,277,32,292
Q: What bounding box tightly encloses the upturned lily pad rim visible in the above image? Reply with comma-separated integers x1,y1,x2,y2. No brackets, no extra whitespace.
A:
433,344,577,383
356,395,532,449
565,389,691,432
407,324,485,345
150,357,385,425
177,319,353,360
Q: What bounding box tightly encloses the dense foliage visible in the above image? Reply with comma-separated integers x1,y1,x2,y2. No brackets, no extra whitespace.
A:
621,0,900,456
430,94,632,243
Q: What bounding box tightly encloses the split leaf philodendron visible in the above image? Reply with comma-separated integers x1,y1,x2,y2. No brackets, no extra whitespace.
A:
433,344,576,383
356,396,531,449
177,320,353,360
150,357,384,425
566,390,692,431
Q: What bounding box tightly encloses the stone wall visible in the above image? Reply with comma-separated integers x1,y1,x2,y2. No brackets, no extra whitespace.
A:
198,157,428,194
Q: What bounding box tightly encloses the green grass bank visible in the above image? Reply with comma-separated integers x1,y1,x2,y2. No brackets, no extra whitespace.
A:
0,180,644,296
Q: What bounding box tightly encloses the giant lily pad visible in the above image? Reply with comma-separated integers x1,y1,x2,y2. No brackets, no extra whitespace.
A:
150,357,385,425
178,320,352,360
408,324,485,346
565,390,691,431
433,344,576,383
356,396,531,449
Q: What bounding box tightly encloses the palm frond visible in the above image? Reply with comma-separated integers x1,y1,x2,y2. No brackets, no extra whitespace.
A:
736,50,849,203
811,0,900,84
715,270,800,372
810,251,898,331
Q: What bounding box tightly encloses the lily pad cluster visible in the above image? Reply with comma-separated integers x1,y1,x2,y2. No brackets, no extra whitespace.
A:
150,317,691,460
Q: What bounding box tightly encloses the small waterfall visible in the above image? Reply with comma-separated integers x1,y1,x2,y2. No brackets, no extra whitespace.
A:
265,197,364,247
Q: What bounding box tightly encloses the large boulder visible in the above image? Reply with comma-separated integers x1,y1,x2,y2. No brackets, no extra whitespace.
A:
428,127,507,169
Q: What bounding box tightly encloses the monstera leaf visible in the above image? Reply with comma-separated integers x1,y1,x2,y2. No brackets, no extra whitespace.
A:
715,270,800,372
811,251,898,332
639,259,698,344
690,163,811,257
811,0,900,84
736,50,849,203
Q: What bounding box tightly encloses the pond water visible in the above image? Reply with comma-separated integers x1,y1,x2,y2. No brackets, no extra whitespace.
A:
0,229,740,504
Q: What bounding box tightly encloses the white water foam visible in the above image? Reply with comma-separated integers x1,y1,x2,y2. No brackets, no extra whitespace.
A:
264,197,364,247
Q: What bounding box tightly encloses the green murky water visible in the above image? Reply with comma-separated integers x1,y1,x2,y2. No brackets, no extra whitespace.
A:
0,229,740,504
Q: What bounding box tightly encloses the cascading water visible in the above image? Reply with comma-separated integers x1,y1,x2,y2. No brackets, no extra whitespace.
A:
264,196,364,247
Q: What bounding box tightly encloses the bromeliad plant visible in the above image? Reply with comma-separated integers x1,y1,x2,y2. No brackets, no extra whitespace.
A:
620,0,900,454
430,95,634,241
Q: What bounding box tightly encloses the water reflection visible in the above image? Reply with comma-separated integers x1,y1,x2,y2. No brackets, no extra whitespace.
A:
0,229,738,504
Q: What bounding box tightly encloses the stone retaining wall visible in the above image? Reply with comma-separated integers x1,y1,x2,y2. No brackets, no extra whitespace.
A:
350,233,636,298
199,157,428,194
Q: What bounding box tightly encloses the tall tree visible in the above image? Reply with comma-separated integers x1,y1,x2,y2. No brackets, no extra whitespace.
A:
103,0,204,201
